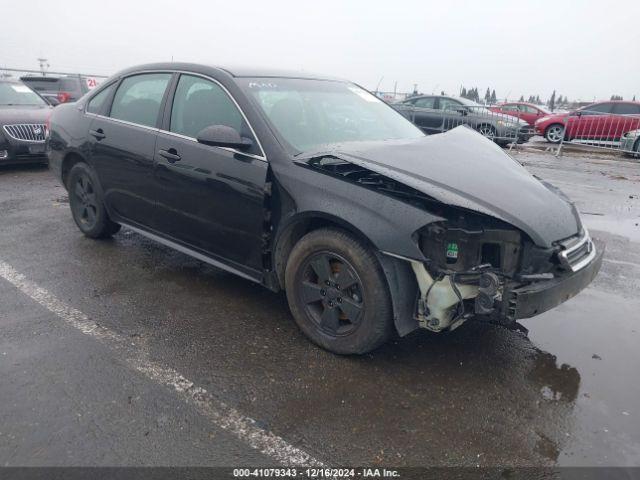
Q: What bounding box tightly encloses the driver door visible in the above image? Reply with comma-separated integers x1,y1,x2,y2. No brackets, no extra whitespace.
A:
152,73,268,275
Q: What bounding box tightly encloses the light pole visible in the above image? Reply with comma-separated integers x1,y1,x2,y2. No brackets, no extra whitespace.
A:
37,58,50,76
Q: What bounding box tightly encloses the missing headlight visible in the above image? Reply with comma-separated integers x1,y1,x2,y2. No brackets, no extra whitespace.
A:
419,214,522,276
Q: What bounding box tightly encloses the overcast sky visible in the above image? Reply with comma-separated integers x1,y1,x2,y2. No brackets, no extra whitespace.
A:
1,0,638,102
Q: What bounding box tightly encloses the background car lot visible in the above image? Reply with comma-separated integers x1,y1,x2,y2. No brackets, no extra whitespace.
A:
1,147,639,467
20,74,100,105
392,95,533,145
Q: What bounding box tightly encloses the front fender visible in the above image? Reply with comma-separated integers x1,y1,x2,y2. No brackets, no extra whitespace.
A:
273,162,440,261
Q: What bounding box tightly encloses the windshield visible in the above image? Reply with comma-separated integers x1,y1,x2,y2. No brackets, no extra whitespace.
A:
0,82,46,106
239,78,423,153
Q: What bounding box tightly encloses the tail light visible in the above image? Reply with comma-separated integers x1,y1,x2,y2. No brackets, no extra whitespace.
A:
57,91,72,103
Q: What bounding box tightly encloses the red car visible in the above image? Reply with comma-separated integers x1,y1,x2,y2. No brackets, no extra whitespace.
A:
534,101,640,144
490,102,549,126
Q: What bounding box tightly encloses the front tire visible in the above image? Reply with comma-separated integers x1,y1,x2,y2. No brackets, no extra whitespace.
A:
285,228,393,355
545,123,565,143
477,124,497,141
67,163,120,238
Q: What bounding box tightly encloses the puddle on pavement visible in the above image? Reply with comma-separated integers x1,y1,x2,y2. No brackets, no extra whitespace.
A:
522,288,640,466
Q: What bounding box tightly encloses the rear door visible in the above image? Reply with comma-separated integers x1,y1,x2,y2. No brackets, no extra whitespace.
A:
152,73,268,275
88,72,172,228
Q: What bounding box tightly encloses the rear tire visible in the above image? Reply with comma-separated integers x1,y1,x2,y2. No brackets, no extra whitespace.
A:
285,228,393,355
67,163,120,239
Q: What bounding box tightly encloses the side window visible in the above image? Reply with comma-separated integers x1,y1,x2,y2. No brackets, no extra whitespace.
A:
502,105,518,112
613,103,640,115
521,105,537,114
170,74,244,138
413,97,436,108
86,83,116,115
439,98,462,111
583,103,614,115
110,73,171,128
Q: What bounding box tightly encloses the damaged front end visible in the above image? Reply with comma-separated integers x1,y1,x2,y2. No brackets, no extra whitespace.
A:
410,214,603,333
300,151,603,335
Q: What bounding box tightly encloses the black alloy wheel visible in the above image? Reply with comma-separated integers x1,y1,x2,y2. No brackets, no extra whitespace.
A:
72,172,98,229
67,162,121,238
285,228,393,354
299,251,364,337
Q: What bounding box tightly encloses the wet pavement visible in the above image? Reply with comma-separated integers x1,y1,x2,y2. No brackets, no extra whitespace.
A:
0,149,639,467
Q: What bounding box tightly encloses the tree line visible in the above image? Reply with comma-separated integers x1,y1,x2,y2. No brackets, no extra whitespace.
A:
458,86,637,108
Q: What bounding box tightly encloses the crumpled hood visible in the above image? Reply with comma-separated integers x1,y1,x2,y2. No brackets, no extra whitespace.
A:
300,126,580,247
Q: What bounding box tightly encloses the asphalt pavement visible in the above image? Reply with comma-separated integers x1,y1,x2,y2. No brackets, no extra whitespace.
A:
1,147,639,467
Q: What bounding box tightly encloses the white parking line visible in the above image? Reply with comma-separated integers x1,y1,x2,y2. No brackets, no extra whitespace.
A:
0,260,323,467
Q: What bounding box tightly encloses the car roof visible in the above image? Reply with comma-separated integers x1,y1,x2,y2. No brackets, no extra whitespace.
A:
499,101,539,107
114,62,346,82
588,100,640,105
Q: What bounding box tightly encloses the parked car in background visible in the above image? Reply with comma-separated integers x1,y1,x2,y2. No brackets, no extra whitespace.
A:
20,75,100,106
48,62,602,354
392,95,533,146
490,102,549,126
620,129,640,157
535,101,640,143
0,79,51,166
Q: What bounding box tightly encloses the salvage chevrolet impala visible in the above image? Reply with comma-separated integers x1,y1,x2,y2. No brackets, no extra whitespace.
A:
47,63,603,354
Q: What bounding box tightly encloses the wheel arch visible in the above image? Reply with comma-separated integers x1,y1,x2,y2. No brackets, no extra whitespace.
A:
273,211,420,337
61,151,89,189
273,212,375,290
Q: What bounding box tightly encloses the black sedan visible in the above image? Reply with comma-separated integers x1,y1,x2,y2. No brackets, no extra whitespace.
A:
47,63,601,354
0,80,51,166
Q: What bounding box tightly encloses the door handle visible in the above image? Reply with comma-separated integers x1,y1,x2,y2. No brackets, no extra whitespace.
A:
89,128,106,140
158,148,181,163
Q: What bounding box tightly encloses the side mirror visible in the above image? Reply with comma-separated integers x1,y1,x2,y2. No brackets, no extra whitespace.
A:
196,125,252,150
456,108,468,116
